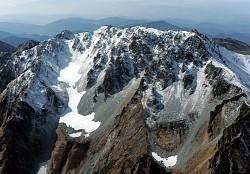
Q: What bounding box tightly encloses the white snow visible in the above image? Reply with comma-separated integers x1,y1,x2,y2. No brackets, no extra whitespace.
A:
152,152,178,168
209,47,250,96
58,40,101,136
37,165,47,174
69,132,82,138
58,83,100,135
58,62,82,86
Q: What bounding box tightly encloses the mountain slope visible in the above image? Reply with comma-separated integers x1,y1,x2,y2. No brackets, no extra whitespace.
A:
1,36,31,47
41,18,97,35
164,18,250,45
0,22,40,34
0,40,15,52
1,34,48,47
0,27,249,174
213,38,250,55
210,33,250,45
0,31,13,39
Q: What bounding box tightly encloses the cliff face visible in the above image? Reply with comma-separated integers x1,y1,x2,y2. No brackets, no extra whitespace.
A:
209,103,250,173
0,27,249,174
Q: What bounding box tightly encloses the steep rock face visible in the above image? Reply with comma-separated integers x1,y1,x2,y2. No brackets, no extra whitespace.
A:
176,84,247,174
0,52,15,93
0,40,67,173
50,128,90,174
209,103,250,173
90,88,156,174
0,27,249,174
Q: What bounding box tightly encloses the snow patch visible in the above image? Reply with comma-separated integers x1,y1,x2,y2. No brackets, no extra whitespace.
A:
152,152,178,168
59,82,100,135
69,132,82,138
58,43,100,135
37,165,47,174
218,47,250,95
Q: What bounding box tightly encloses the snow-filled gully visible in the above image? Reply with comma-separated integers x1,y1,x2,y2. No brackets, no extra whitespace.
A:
58,48,100,138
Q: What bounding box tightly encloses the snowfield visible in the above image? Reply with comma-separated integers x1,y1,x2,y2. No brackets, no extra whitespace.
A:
59,87,100,136
58,40,101,137
219,47,250,95
152,152,178,168
37,165,47,174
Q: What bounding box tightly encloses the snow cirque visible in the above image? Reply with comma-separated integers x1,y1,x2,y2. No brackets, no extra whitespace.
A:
58,38,100,137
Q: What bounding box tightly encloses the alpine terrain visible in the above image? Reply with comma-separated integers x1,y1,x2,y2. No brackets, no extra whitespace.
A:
0,26,249,174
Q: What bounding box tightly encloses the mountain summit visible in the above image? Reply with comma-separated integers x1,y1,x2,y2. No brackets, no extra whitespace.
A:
0,26,249,174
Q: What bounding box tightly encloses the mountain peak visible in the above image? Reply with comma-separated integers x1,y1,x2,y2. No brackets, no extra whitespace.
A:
56,30,74,40
0,26,249,173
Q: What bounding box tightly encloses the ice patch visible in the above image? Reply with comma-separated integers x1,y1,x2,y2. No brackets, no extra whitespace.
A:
37,165,47,174
152,152,177,168
69,132,82,138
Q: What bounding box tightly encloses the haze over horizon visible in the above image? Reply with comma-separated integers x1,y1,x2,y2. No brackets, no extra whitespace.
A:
0,0,250,24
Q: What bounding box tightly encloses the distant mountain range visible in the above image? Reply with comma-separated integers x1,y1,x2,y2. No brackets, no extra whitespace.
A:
0,18,189,47
0,17,250,48
1,35,49,47
164,18,250,45
3,16,248,37
164,17,250,34
0,17,148,47
124,20,189,31
0,40,15,52
0,31,13,39
0,29,49,46
1,36,31,48
0,17,146,36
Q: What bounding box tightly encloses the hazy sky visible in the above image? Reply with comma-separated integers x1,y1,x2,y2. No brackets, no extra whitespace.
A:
0,0,250,24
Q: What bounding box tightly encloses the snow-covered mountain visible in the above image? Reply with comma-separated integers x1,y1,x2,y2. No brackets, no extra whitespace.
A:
0,26,249,174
